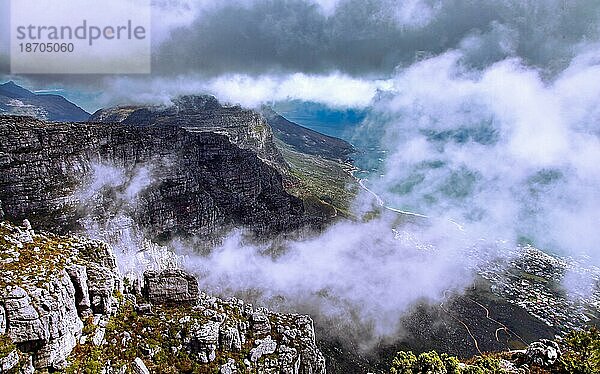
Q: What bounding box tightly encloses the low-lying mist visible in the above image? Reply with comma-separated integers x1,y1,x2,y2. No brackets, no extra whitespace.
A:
355,48,600,262
182,215,488,339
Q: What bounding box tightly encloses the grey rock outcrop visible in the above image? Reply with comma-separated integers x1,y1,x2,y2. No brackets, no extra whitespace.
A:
250,336,277,362
0,349,19,372
143,269,199,305
0,305,6,335
251,312,272,336
219,358,238,374
131,268,326,373
131,357,150,374
525,339,561,367
4,287,49,345
89,95,287,171
3,278,82,370
66,265,92,317
1,221,326,374
185,294,326,374
0,221,121,371
187,320,221,363
220,325,242,352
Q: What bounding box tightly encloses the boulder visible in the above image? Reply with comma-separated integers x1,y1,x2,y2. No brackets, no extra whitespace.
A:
4,287,48,344
250,312,271,336
143,269,199,306
86,263,118,315
3,275,83,371
131,357,150,374
250,336,277,362
0,349,19,372
525,339,561,367
220,326,242,352
220,358,238,374
187,321,221,363
66,264,92,317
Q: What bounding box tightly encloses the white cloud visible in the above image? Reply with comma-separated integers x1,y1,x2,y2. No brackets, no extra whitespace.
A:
393,0,440,28
205,73,392,108
365,49,600,258
102,73,392,109
185,216,480,343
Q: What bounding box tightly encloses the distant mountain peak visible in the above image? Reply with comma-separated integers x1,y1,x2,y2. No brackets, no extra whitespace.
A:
172,94,221,113
0,81,90,122
0,81,35,99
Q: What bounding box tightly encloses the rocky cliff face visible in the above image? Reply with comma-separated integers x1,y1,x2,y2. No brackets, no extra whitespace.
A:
89,95,287,172
100,269,327,374
0,116,311,241
0,221,326,374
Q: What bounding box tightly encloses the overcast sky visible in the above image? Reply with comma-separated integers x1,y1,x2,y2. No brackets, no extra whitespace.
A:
0,0,599,110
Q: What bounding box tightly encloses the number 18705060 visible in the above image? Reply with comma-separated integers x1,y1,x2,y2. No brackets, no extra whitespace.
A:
18,43,75,53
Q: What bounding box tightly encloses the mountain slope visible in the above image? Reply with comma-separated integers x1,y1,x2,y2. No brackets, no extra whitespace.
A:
261,106,355,162
0,81,90,122
90,96,359,220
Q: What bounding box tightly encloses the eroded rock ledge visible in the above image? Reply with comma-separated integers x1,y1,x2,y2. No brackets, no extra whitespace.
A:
0,220,120,372
0,221,326,373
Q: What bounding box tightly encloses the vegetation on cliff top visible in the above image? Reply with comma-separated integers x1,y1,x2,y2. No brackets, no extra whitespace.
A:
0,221,76,290
0,334,16,358
277,139,358,219
389,328,600,374
64,299,262,374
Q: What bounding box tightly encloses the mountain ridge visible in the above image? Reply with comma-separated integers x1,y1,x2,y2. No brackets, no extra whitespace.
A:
0,81,90,122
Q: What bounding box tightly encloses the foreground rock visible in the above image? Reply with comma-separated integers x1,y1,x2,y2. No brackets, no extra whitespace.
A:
524,339,561,367
1,220,326,373
127,268,326,373
143,269,199,306
0,220,120,371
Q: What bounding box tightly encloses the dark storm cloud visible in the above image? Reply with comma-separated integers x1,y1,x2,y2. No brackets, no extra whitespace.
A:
1,0,600,105
154,0,490,76
0,0,9,74
154,0,600,77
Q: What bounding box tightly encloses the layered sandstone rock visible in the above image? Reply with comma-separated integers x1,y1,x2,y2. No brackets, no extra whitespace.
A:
0,221,326,373
89,95,287,171
0,116,310,241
